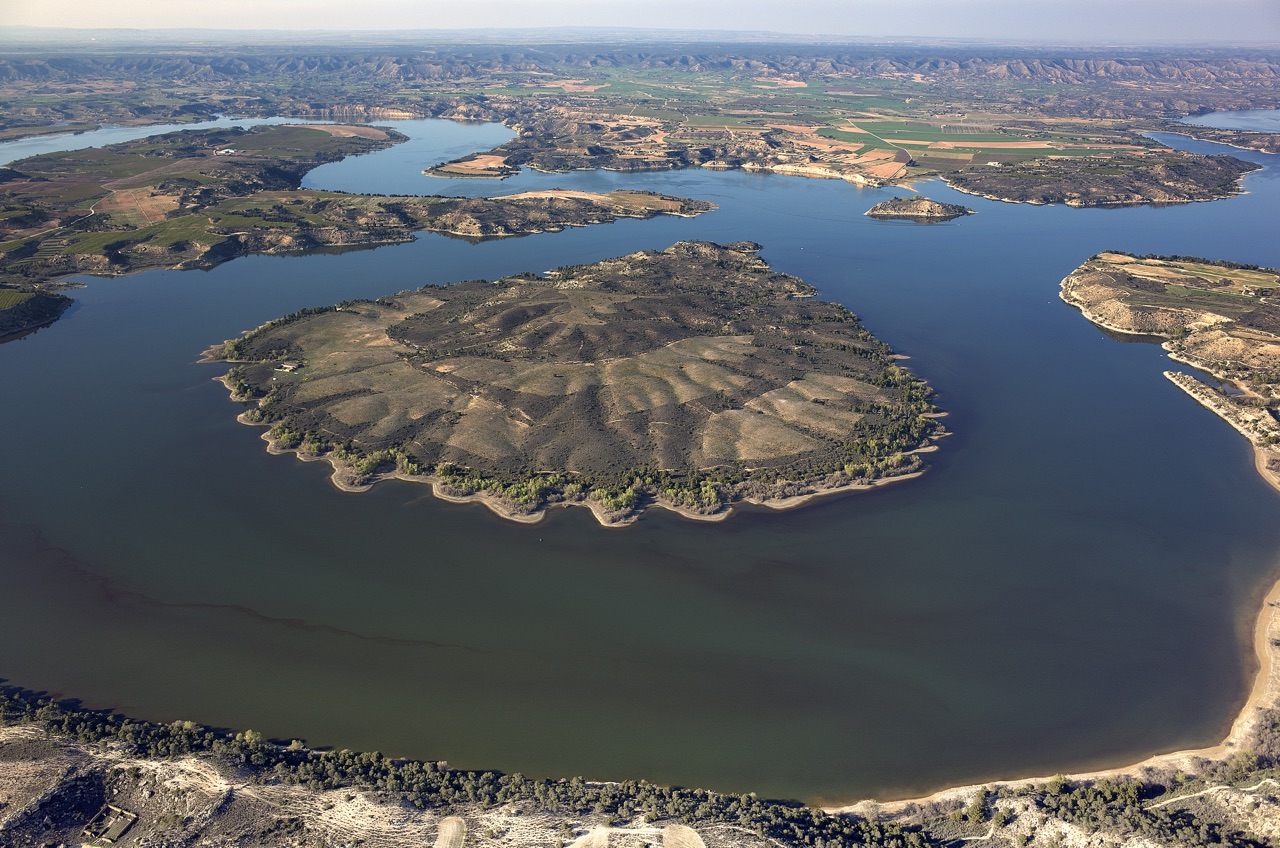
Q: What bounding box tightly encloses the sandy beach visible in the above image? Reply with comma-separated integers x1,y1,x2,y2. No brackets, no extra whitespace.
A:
829,565,1280,815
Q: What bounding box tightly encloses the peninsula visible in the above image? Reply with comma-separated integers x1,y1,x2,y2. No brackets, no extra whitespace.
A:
1061,252,1280,490
0,124,712,337
865,196,973,221
208,241,944,525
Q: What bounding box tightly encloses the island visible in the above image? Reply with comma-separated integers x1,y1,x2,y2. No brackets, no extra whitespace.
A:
425,153,521,179
1061,252,1280,490
865,197,973,222
207,241,945,525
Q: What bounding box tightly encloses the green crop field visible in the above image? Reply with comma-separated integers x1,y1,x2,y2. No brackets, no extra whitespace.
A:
0,289,35,310
843,120,1014,144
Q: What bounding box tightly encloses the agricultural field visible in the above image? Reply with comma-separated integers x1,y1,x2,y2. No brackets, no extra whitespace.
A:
3,45,1275,206
212,241,943,523
1063,253,1280,337
408,85,1262,200
0,288,33,309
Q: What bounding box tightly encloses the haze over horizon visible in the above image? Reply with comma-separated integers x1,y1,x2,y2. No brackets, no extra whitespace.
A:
3,0,1280,46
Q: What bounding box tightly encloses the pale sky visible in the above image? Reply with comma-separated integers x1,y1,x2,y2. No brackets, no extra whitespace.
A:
3,0,1280,44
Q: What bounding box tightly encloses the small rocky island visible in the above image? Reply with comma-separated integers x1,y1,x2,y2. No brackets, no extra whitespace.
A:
865,196,973,221
209,241,944,525
1061,252,1280,491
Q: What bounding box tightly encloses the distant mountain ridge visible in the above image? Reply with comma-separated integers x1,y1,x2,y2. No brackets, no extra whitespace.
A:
5,25,1275,48
1,48,1277,87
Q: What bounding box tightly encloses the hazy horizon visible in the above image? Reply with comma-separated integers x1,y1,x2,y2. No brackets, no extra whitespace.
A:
3,0,1280,46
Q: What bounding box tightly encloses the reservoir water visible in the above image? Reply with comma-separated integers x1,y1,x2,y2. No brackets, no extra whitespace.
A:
2,115,1279,803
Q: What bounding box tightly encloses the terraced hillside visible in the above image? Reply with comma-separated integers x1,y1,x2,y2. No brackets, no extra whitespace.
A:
211,241,942,524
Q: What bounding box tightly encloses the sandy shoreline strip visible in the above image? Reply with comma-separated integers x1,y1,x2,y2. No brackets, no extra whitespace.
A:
1163,371,1280,496
1059,281,1280,498
838,280,1280,814
828,569,1280,814
254,425,934,528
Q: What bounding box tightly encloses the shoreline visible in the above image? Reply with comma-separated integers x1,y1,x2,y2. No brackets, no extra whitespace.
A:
1163,371,1280,495
828,566,1280,814
845,261,1280,814
824,260,1280,815
1059,276,1280,498
1150,128,1280,156
232,394,941,528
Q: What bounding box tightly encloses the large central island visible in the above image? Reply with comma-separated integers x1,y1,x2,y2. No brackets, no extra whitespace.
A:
209,241,943,524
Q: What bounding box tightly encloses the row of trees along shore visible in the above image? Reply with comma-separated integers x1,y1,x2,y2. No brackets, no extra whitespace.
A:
0,686,930,848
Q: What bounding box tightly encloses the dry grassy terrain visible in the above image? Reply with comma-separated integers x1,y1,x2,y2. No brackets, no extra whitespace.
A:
0,125,713,300
0,724,778,848
213,241,941,522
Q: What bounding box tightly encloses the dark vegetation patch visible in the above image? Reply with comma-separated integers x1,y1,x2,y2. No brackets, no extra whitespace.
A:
0,685,933,848
946,153,1258,207
0,287,71,338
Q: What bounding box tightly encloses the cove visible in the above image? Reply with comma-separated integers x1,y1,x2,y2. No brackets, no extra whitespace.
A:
1,116,1279,804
